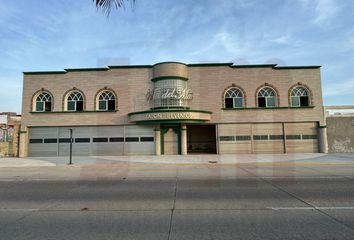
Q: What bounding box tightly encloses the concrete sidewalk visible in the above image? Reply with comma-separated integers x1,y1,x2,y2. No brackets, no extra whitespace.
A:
0,153,354,167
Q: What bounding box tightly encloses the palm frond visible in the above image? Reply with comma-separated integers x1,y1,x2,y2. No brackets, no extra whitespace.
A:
94,0,135,15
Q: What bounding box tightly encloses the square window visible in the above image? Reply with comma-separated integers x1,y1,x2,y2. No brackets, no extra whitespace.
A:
258,97,266,107
266,97,276,107
234,98,243,108
300,97,309,106
292,97,300,107
99,100,107,110
36,102,44,111
67,101,75,111
225,98,234,108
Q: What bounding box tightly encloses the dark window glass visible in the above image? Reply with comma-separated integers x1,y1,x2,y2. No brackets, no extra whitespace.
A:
302,135,317,140
300,97,309,106
99,101,106,110
109,137,124,142
286,135,301,140
67,101,75,111
76,101,84,111
125,137,139,142
59,138,71,143
140,137,154,142
235,136,251,141
258,97,266,107
44,138,57,143
36,102,44,111
234,98,243,108
253,135,268,140
219,136,234,141
269,135,283,140
75,138,90,143
29,139,43,144
45,102,52,112
108,100,116,110
93,138,108,143
225,98,234,108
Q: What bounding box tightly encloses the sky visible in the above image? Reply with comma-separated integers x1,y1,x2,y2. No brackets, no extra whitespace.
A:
0,0,353,113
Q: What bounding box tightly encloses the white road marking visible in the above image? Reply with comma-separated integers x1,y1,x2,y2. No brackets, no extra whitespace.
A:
0,208,39,212
269,206,354,210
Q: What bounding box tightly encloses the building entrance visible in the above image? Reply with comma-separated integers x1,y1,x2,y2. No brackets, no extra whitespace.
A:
160,126,181,155
187,125,217,154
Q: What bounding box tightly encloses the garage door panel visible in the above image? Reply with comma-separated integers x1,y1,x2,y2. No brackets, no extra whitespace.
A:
219,142,252,154
286,140,318,153
218,124,251,136
125,142,155,155
91,143,124,156
29,127,59,157
91,126,124,137
253,141,284,153
252,123,283,135
285,123,317,135
29,143,58,157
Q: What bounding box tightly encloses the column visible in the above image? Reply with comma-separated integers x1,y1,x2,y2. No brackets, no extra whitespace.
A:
181,124,187,155
19,126,28,158
318,126,328,153
155,125,161,155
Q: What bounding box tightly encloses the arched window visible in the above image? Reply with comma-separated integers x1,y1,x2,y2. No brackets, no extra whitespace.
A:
97,90,116,111
224,87,244,108
35,92,52,112
291,86,309,107
257,87,277,107
66,91,84,111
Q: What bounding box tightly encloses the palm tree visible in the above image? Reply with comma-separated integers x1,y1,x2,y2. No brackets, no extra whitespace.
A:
94,0,135,15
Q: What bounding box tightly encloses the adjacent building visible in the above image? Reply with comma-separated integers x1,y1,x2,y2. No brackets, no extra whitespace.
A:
19,62,327,157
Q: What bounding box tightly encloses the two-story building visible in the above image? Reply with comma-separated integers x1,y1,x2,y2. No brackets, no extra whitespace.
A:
19,62,327,157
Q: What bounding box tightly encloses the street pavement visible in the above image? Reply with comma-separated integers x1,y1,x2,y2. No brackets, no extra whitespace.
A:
0,154,354,239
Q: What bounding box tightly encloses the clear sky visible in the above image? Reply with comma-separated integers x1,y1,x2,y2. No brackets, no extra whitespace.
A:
0,0,353,113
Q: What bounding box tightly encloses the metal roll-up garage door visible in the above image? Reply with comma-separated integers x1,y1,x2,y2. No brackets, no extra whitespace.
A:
252,123,284,153
28,125,155,157
91,126,124,156
218,124,252,154
29,127,58,157
285,122,318,153
58,127,91,156
124,125,155,155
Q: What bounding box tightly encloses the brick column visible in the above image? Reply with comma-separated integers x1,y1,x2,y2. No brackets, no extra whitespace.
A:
181,124,187,155
155,125,161,155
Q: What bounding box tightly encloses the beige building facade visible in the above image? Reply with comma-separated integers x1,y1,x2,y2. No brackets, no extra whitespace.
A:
20,62,327,157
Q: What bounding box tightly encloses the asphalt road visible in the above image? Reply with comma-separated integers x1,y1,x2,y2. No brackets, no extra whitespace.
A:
1,161,354,239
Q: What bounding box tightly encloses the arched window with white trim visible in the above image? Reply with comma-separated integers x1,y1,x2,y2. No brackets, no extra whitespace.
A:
65,90,84,111
224,87,244,108
34,91,53,112
291,86,310,107
97,90,116,111
257,87,277,107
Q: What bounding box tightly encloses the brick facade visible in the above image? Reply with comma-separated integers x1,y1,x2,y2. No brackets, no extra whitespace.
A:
20,62,326,157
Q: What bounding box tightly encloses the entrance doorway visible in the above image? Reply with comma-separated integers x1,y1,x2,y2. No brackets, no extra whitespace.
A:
187,125,217,154
160,126,181,155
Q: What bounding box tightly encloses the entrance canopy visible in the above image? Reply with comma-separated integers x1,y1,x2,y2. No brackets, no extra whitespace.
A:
128,109,212,124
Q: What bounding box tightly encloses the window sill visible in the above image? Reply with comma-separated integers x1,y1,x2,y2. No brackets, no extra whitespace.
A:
222,106,315,110
30,110,118,114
